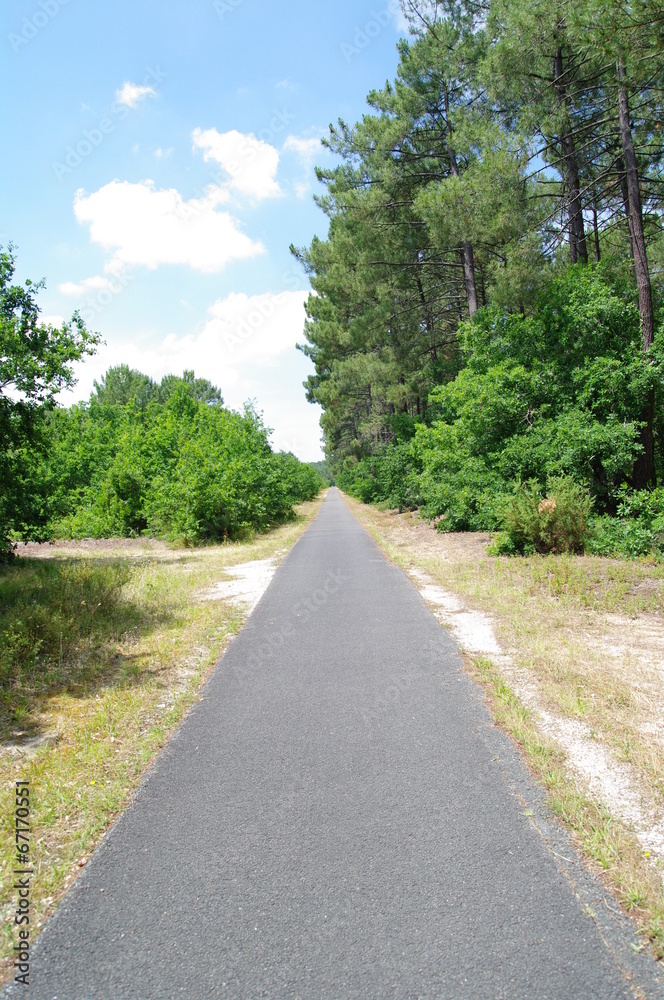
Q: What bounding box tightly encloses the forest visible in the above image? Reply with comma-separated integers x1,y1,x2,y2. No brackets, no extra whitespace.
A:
293,0,664,555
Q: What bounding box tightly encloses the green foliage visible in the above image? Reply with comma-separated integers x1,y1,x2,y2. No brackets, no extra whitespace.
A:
308,460,334,485
336,441,422,511
0,246,99,558
415,267,659,524
91,365,224,409
586,488,664,557
20,374,322,544
494,477,594,555
330,265,664,556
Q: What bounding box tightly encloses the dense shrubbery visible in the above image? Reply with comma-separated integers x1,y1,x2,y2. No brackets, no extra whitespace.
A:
15,368,322,544
337,268,664,555
586,488,664,557
490,477,594,555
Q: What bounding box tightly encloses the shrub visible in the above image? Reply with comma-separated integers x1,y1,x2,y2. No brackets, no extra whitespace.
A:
498,476,593,554
21,376,323,544
585,487,664,556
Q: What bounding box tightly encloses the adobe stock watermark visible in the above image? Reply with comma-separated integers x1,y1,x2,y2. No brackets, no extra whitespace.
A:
8,0,73,53
212,0,243,19
222,269,305,355
76,267,135,326
228,568,352,689
51,66,167,181
341,1,402,62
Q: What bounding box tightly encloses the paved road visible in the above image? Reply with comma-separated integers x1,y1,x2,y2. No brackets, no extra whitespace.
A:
7,489,663,998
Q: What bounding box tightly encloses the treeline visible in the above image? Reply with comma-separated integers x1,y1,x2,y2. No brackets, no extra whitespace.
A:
21,366,322,543
294,0,664,552
1,246,321,549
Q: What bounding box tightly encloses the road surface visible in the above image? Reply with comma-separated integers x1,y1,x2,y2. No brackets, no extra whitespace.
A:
6,489,663,998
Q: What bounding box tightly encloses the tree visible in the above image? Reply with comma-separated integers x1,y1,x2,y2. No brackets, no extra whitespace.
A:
0,245,99,554
92,365,158,409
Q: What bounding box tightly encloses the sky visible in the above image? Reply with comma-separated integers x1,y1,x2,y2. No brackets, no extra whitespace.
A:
1,0,410,461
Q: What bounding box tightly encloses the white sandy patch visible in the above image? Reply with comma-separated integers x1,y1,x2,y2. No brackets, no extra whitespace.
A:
410,568,501,655
599,613,664,677
202,558,277,611
409,565,664,874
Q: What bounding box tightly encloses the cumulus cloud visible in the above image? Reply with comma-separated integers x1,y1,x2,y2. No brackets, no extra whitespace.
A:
283,135,321,160
73,180,264,273
115,82,156,108
59,275,116,296
192,127,282,201
200,289,308,365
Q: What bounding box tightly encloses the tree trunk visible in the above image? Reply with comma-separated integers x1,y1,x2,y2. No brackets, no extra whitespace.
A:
444,82,479,317
617,156,636,262
592,189,600,261
462,241,478,317
617,60,655,487
553,49,588,264
478,263,486,307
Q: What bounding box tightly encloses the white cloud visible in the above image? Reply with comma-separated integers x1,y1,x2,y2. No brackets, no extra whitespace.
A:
283,135,321,160
40,314,66,327
282,133,325,198
201,289,308,365
59,288,323,460
192,127,282,201
59,275,115,296
115,82,156,108
73,180,264,274
154,146,173,159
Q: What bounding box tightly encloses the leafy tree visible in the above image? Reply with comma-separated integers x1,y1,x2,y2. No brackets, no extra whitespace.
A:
0,246,99,555
92,365,158,409
21,369,321,543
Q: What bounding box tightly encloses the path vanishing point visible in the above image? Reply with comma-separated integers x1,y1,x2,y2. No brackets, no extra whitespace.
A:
5,489,664,999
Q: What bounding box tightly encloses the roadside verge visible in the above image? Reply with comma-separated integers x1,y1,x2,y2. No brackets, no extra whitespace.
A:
342,493,664,960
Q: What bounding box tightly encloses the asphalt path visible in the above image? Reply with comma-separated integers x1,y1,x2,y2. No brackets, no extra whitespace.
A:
6,489,663,998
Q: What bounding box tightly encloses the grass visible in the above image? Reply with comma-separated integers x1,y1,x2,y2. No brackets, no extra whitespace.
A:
342,494,664,959
0,496,324,978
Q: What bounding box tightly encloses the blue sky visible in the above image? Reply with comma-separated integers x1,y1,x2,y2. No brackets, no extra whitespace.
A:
1,0,409,460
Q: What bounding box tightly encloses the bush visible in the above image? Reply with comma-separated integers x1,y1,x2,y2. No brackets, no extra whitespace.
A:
497,476,593,554
406,266,662,531
336,441,422,510
22,374,323,544
585,487,664,556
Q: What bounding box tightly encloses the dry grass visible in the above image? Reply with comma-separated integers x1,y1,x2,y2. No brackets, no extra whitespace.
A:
0,497,324,979
343,495,664,957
